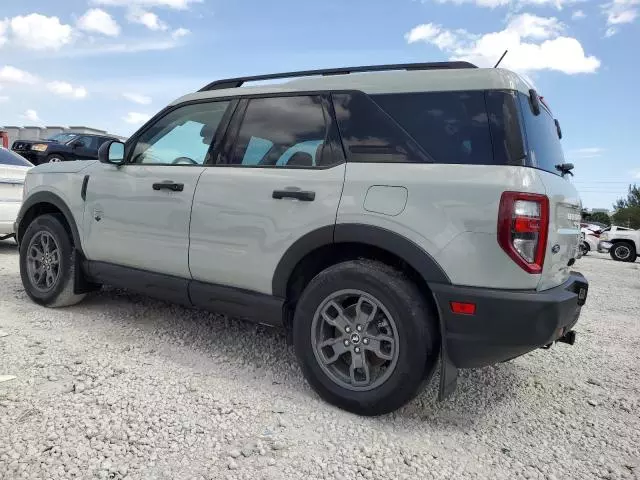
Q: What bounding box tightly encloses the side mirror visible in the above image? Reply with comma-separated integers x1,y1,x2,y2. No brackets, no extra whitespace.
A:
98,140,125,166
71,141,84,149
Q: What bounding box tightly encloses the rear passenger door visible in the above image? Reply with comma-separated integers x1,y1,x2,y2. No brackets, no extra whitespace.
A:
189,94,346,296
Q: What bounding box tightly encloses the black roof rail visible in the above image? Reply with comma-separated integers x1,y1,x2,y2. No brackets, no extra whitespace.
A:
198,61,477,92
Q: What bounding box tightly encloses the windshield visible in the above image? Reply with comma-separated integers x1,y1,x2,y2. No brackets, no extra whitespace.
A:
0,147,34,167
46,133,79,144
518,92,565,175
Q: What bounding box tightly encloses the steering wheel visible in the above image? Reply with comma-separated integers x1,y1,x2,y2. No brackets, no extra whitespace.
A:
172,156,198,165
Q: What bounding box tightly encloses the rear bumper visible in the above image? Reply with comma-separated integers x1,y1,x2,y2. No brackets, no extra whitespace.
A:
598,241,612,253
430,272,588,369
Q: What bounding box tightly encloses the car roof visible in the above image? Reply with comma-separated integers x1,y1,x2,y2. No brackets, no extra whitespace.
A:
171,67,533,106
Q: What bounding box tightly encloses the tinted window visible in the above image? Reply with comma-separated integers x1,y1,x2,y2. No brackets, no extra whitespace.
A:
485,91,526,165
372,91,497,165
131,101,230,165
226,96,332,167
518,92,565,175
0,148,33,167
76,136,99,150
332,92,429,163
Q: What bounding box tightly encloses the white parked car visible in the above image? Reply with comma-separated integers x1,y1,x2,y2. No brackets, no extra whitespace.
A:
598,226,639,262
0,147,32,240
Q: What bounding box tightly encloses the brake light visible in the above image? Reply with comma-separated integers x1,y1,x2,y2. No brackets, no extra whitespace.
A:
498,192,549,274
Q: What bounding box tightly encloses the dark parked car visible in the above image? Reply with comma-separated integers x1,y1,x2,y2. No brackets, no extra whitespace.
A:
11,133,119,165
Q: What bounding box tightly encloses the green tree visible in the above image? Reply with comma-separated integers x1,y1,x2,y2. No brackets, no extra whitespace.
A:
612,184,640,229
614,184,640,209
612,206,640,229
589,211,611,226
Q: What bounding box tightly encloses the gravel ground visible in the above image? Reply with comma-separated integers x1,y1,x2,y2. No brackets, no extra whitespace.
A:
1,240,639,480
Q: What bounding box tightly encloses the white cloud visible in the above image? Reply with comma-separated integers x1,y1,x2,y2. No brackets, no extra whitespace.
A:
602,0,639,35
9,14,73,50
127,7,168,31
572,10,586,19
77,9,121,37
632,168,640,179
0,19,8,47
171,27,190,39
46,81,88,99
0,66,38,84
123,112,152,124
569,147,605,159
432,0,579,9
405,14,600,74
92,0,202,9
21,109,41,123
123,92,152,104
0,96,8,103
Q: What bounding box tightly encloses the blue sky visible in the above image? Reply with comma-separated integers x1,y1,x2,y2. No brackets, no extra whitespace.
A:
1,0,639,208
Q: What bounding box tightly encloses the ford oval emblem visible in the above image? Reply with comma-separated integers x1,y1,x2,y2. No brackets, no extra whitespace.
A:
551,244,560,254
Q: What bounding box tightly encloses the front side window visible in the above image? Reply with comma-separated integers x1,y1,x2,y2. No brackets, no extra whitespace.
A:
225,96,332,167
131,101,230,165
518,92,565,175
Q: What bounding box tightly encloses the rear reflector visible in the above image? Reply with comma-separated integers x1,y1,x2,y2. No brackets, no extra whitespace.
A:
450,302,476,315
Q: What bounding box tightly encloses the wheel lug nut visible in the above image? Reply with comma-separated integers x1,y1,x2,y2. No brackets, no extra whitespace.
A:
345,327,351,333
354,347,361,353
356,325,363,332
344,340,350,346
363,338,369,345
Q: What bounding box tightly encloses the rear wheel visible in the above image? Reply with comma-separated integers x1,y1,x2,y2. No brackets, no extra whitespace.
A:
19,214,86,307
610,242,636,262
293,260,438,416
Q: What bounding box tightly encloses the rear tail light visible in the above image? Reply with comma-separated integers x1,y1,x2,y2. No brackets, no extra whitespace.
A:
498,192,549,274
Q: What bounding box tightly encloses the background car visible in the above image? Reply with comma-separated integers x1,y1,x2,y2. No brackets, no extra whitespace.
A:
11,132,119,165
0,147,32,240
598,226,639,262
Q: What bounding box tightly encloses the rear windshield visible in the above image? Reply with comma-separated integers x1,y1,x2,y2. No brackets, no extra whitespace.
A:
518,92,565,175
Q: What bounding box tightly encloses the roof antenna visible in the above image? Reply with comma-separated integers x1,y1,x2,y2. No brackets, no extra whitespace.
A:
494,50,508,68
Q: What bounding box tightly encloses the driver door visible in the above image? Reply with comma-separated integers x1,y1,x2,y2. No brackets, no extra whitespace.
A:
82,99,233,280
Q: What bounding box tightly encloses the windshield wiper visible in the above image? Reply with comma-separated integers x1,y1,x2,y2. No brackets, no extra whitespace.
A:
555,162,574,177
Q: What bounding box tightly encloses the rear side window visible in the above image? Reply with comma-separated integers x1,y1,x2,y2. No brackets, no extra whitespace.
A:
226,96,337,167
372,91,494,165
518,92,565,175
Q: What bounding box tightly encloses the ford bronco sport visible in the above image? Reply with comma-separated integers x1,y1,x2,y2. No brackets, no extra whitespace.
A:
15,62,588,415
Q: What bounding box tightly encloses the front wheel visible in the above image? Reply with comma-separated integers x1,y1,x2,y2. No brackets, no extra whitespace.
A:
293,260,438,416
19,214,86,307
579,241,590,256
610,242,636,262
47,154,65,163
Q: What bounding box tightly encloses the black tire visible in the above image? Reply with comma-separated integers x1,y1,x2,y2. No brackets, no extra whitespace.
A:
19,214,86,307
610,242,636,262
293,260,438,416
46,154,65,163
579,242,589,256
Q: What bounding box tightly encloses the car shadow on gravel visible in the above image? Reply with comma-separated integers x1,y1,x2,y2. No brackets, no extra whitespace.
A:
0,240,18,255
74,286,525,424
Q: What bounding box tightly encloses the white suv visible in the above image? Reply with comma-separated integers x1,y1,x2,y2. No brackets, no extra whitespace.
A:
15,62,588,415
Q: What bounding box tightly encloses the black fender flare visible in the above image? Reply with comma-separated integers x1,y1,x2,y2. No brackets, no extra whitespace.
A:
16,191,84,256
271,223,451,298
